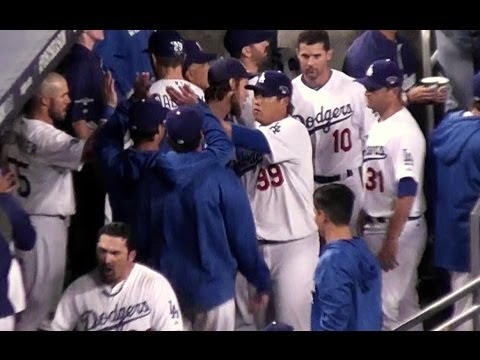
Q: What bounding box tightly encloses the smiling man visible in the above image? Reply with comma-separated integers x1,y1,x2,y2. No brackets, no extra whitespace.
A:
51,222,183,331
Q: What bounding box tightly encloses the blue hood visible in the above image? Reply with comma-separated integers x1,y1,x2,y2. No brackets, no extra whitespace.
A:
432,111,480,166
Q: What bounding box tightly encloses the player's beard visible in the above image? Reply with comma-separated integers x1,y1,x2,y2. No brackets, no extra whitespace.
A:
99,263,116,284
230,93,242,118
48,107,66,122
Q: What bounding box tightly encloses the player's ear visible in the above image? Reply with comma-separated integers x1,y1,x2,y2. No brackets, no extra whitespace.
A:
241,45,251,59
39,96,50,108
128,250,136,262
326,48,334,62
228,78,236,92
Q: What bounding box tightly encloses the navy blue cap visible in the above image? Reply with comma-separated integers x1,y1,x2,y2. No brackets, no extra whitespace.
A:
208,58,253,84
128,98,169,133
474,72,480,100
245,70,292,97
144,30,185,57
165,106,204,145
263,322,294,331
356,59,403,91
184,40,217,69
224,30,274,55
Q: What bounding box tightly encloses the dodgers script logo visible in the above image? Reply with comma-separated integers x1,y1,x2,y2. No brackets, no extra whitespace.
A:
293,104,354,135
79,301,151,331
363,146,387,162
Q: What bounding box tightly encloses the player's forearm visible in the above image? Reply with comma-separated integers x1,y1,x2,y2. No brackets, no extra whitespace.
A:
73,120,94,140
202,110,234,165
385,196,415,243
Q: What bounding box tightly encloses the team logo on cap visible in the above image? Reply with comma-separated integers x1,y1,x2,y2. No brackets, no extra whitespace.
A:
386,76,399,85
258,72,266,84
366,64,374,77
170,41,184,55
279,85,290,95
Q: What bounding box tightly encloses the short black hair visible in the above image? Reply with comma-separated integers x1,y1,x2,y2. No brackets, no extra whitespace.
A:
297,30,331,51
205,79,232,103
313,184,354,226
98,222,135,252
154,55,185,68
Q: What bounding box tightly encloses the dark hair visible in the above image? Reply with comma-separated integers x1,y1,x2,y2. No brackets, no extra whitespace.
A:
167,134,202,153
98,222,135,252
229,49,242,59
205,78,244,103
297,30,331,51
154,55,185,69
473,99,480,112
313,184,355,226
129,128,160,145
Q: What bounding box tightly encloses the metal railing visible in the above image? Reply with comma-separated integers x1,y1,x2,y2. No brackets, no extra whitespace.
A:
393,198,480,331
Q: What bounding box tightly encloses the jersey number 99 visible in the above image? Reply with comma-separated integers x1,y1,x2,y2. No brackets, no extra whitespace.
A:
256,164,284,191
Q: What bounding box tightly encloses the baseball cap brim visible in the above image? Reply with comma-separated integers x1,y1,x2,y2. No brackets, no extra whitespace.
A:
245,84,277,97
355,77,384,91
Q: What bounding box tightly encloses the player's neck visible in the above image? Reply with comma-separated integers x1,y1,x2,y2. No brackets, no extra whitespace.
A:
162,67,184,80
208,99,230,121
78,35,96,51
302,69,332,89
240,58,259,74
135,141,159,152
324,224,352,244
379,30,398,42
378,103,404,122
30,109,54,125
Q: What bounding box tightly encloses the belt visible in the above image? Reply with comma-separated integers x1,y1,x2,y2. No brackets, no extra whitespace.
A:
365,215,422,224
314,167,361,184
30,214,67,220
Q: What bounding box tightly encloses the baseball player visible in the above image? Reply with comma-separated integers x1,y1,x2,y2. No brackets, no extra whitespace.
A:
222,70,319,331
291,30,376,233
183,40,217,91
146,31,205,109
51,222,183,331
224,30,274,128
2,72,94,330
357,59,427,330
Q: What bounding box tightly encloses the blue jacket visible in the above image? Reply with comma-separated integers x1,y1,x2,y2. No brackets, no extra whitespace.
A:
311,237,382,331
431,110,480,272
343,30,418,82
150,136,271,312
0,194,36,318
97,102,234,261
94,30,154,101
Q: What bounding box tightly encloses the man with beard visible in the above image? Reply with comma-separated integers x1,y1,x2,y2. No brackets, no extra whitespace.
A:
51,222,183,331
2,72,95,330
291,30,377,233
224,30,275,128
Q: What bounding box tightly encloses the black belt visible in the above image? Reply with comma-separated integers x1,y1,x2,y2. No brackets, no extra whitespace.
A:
365,215,422,224
314,167,361,185
30,214,67,220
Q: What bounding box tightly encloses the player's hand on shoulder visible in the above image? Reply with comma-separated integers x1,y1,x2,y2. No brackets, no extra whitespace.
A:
378,238,399,271
132,72,153,101
166,84,199,106
248,292,269,314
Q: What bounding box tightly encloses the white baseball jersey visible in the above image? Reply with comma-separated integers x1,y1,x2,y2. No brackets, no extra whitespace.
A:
241,116,317,241
2,118,84,216
291,70,376,176
362,107,426,218
238,75,258,128
51,263,183,331
149,79,204,110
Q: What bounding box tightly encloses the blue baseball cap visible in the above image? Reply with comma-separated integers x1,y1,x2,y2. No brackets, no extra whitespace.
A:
474,72,480,100
224,30,274,55
245,70,292,97
208,58,253,84
144,30,185,57
128,98,169,133
184,40,217,69
356,59,403,91
165,106,204,145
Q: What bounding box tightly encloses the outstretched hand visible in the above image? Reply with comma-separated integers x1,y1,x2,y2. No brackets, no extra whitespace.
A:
166,84,200,106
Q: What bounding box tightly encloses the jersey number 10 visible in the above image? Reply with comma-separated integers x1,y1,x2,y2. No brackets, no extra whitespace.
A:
256,165,284,191
333,128,352,153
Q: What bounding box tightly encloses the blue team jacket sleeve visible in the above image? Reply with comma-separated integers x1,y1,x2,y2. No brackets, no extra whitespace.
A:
219,173,271,294
198,105,235,165
312,262,353,331
0,195,36,251
231,124,271,154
